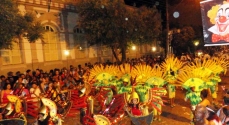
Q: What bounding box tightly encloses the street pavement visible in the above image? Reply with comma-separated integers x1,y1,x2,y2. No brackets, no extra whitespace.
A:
27,73,229,125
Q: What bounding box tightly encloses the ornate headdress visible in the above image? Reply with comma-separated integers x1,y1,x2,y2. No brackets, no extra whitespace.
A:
89,64,119,86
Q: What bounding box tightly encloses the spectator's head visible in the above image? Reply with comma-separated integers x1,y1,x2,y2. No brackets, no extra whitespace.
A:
224,96,229,105
16,71,21,77
40,76,46,83
49,70,54,74
20,74,25,79
78,65,82,69
32,82,38,89
40,69,44,74
4,83,11,90
7,71,13,77
48,82,53,88
36,69,40,75
18,77,23,83
32,71,36,76
19,83,25,89
54,69,60,75
0,75,6,81
26,69,31,74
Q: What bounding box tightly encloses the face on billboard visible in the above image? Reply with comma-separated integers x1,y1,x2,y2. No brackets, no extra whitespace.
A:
201,0,229,46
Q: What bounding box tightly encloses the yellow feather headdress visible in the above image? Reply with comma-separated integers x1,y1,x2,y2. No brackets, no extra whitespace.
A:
89,64,119,83
131,64,153,84
117,63,132,80
161,55,184,74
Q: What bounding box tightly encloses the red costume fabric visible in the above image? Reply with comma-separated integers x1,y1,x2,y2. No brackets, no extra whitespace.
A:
131,106,142,116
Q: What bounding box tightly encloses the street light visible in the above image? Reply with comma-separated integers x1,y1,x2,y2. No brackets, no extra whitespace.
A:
194,41,199,46
64,50,70,69
193,40,200,57
152,47,156,52
64,50,69,56
152,46,156,57
132,45,137,58
132,45,136,50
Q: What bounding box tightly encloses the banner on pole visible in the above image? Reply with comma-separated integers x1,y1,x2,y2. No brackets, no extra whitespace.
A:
200,0,229,46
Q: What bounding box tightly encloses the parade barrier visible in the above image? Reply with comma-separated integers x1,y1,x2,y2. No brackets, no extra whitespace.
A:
24,97,39,118
66,89,85,117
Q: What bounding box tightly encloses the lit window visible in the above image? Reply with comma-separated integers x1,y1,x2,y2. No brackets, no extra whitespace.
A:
43,25,59,61
1,42,22,65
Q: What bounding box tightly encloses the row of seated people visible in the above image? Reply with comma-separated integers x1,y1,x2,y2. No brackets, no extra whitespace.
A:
0,78,84,115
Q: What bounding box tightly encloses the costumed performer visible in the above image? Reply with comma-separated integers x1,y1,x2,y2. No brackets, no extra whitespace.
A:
127,90,142,116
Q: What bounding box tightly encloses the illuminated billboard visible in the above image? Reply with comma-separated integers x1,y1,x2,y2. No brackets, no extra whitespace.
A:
200,0,229,46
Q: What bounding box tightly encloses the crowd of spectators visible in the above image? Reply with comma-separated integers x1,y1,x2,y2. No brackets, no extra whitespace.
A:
0,53,210,104
1,53,229,125
0,55,164,104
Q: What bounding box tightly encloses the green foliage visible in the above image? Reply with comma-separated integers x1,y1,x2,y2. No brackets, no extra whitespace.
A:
0,0,45,49
25,21,44,43
77,0,162,61
169,0,204,54
0,0,19,49
171,26,195,55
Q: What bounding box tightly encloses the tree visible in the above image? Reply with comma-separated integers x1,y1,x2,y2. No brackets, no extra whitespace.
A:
171,26,195,56
0,0,45,49
77,0,161,62
168,0,204,55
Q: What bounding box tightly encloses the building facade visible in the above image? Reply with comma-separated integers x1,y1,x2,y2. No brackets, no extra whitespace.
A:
0,0,163,75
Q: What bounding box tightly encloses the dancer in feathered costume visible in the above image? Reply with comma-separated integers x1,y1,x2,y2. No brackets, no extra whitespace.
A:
209,57,229,105
130,64,167,122
183,57,229,105
127,89,143,116
145,66,167,121
89,64,119,105
117,64,132,95
177,65,213,124
161,55,184,108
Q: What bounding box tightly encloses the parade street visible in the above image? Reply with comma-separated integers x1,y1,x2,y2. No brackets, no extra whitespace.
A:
26,73,229,125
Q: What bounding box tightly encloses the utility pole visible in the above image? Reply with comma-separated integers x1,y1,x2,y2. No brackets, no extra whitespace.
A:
166,0,170,57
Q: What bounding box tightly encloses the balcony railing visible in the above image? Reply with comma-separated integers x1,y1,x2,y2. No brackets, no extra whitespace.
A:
16,0,77,10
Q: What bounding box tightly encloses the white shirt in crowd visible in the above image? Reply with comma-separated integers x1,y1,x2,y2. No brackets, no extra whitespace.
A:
30,88,41,98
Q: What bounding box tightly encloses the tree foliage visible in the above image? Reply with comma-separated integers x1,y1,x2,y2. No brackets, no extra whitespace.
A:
168,0,204,55
0,0,45,49
77,0,162,62
171,26,195,56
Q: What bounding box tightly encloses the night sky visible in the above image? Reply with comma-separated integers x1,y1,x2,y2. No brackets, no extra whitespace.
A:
124,0,167,29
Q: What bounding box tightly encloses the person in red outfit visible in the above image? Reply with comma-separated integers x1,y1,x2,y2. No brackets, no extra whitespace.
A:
1,83,12,104
128,91,142,116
